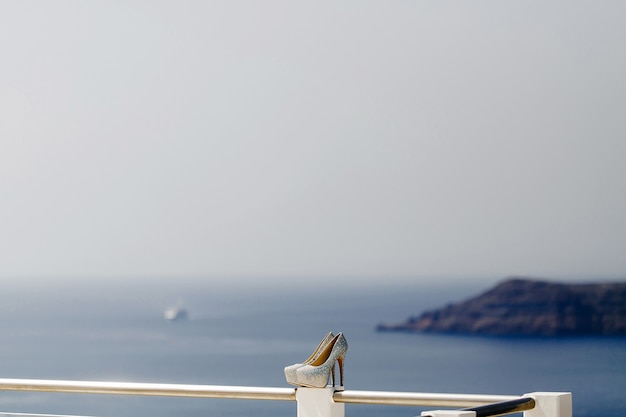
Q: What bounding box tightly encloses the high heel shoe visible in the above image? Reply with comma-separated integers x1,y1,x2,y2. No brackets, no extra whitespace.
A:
284,332,334,385
293,332,348,388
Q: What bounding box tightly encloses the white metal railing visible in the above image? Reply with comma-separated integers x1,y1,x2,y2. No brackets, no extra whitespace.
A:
0,378,572,417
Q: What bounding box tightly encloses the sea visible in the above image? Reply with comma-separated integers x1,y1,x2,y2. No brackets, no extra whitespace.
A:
0,279,624,417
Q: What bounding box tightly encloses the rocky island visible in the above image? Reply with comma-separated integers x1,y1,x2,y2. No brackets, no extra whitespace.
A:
377,277,626,336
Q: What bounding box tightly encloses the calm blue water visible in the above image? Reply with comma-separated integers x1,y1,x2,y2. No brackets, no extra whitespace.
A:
0,280,624,417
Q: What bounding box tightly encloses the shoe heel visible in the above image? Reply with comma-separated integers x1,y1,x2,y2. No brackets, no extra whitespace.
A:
337,354,345,386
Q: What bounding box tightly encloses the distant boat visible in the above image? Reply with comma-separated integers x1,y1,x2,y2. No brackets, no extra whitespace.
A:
164,306,188,321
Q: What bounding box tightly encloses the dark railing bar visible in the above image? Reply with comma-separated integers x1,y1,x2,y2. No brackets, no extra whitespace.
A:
460,396,536,417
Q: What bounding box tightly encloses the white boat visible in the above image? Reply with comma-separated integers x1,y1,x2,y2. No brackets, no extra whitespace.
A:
164,306,188,321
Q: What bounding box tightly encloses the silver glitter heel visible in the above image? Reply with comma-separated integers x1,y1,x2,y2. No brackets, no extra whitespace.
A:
292,333,348,388
284,332,334,385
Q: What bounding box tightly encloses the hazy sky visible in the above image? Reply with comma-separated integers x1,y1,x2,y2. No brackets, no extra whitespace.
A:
1,1,625,284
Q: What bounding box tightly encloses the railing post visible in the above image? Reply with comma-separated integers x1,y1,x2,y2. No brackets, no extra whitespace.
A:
522,392,572,417
296,388,344,417
421,411,476,417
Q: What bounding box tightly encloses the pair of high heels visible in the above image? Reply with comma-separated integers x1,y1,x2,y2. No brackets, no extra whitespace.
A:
284,332,348,388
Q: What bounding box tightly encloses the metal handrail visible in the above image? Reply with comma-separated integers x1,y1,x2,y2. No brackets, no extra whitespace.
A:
333,390,519,407
0,413,97,417
0,379,294,401
0,378,521,408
